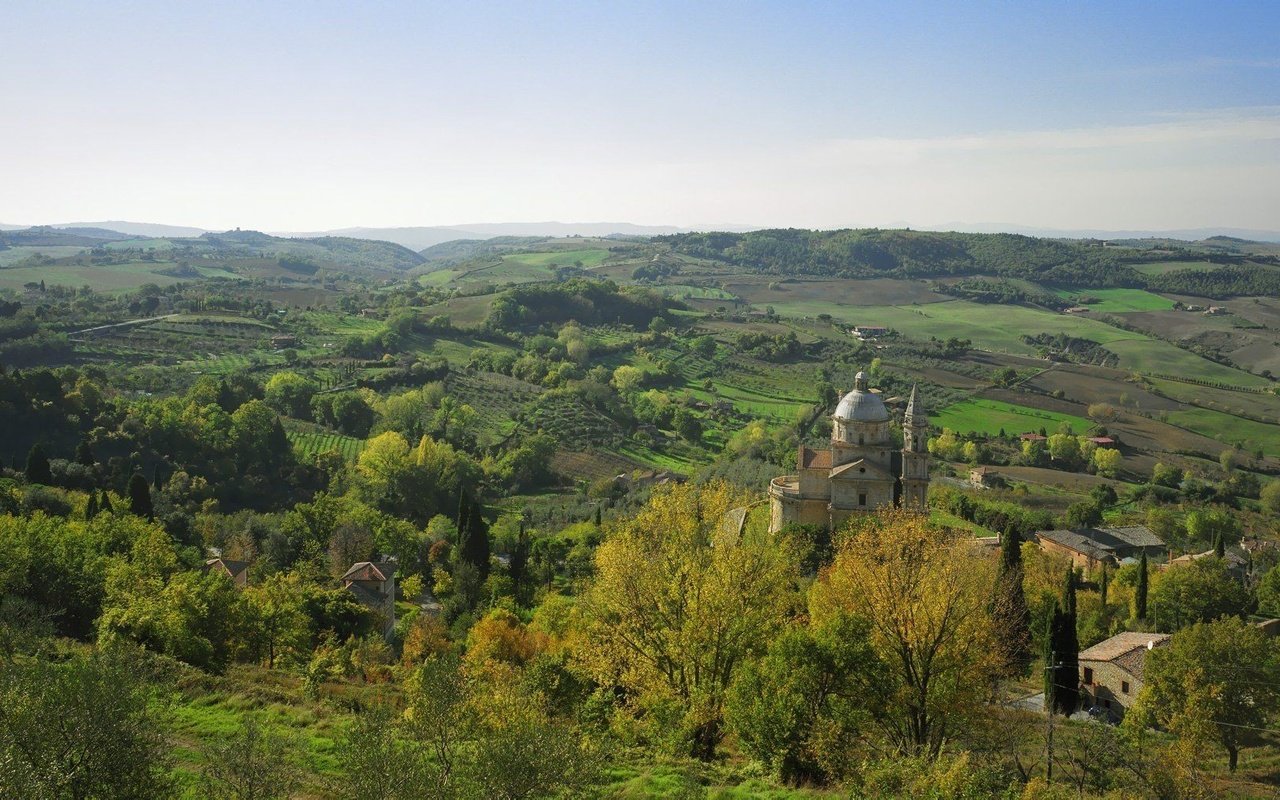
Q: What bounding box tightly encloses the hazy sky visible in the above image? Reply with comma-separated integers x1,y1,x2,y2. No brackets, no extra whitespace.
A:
2,0,1278,231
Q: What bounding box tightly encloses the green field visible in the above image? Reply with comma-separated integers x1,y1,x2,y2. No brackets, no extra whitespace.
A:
933,398,1091,437
657,284,738,301
1052,287,1174,312
1165,407,1280,454
0,245,87,266
764,298,1269,387
502,248,610,268
1132,260,1224,276
0,261,238,291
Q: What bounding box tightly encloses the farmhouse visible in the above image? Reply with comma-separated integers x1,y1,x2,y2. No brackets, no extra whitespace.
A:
269,334,297,349
1079,631,1171,720
342,558,398,639
1035,525,1165,573
203,557,250,587
969,466,1004,488
769,373,929,532
852,325,889,339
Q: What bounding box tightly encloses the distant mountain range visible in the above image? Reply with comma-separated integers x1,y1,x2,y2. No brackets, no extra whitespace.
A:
923,222,1280,243
2,219,1278,246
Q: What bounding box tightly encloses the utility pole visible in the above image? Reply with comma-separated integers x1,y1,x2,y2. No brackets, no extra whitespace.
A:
1045,651,1055,784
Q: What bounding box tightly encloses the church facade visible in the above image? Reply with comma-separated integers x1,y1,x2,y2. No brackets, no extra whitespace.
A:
768,372,929,532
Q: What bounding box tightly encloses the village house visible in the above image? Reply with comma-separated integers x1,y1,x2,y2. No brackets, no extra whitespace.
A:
1035,525,1166,573
1079,631,1171,720
342,558,398,639
1165,548,1251,580
203,557,250,587
852,325,889,339
269,334,297,350
968,466,1005,489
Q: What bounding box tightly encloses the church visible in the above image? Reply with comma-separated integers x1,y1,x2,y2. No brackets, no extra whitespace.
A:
768,371,929,532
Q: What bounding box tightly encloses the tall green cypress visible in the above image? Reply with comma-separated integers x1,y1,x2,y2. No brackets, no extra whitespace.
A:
100,490,114,514
1135,552,1149,620
1214,531,1226,559
1099,565,1109,607
1042,604,1057,713
85,492,99,520
128,473,153,521
1054,568,1080,715
457,493,490,579
24,444,52,485
995,529,1032,676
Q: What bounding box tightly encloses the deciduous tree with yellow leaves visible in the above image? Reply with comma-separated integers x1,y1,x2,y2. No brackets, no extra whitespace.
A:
809,509,1002,758
579,480,799,759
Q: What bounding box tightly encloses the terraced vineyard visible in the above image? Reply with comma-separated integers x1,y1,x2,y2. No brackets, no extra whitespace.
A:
287,430,366,461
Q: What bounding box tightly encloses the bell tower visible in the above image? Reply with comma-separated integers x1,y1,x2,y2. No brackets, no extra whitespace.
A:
900,384,930,509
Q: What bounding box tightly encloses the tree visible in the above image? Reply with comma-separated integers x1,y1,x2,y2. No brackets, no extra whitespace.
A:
23,444,51,485
74,438,95,467
1048,569,1080,715
1064,499,1102,528
1135,551,1149,621
1092,447,1122,477
726,613,878,785
1185,508,1240,551
1139,618,1280,771
200,717,300,800
1047,433,1082,466
128,472,153,520
672,408,702,443
809,509,1002,758
1149,558,1250,632
85,491,99,520
263,371,319,420
1152,462,1183,489
581,481,798,759
457,493,491,580
1256,564,1280,617
0,649,173,798
331,705,433,800
243,573,311,669
994,528,1032,676
1261,480,1280,515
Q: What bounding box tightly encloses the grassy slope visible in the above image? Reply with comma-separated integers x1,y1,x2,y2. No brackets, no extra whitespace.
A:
1051,287,1174,312
933,398,1092,437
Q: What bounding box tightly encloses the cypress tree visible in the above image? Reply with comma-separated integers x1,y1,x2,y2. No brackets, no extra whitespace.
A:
1135,552,1149,620
510,520,530,606
1214,531,1226,559
85,492,99,520
100,490,114,514
128,473,153,520
594,505,602,527
458,494,490,579
74,439,95,467
995,529,1032,675
24,444,52,485
1099,564,1109,607
1042,604,1057,713
1053,568,1080,715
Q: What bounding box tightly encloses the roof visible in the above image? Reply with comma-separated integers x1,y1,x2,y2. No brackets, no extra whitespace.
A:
1080,632,1171,681
830,458,895,482
1036,525,1164,558
799,446,832,470
1037,530,1112,561
341,560,396,582
1103,525,1164,548
345,581,387,607
205,558,250,578
1087,436,1116,445
834,372,889,422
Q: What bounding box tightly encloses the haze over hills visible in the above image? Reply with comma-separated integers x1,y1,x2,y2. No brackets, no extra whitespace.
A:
3,219,1280,248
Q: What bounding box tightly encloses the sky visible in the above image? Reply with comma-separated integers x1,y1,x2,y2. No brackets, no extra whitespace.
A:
1,0,1278,232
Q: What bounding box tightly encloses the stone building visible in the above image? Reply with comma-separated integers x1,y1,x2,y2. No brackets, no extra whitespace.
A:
769,372,929,532
1078,631,1170,720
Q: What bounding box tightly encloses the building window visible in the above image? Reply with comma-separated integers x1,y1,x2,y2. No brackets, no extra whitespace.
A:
858,435,864,445
1083,667,1093,684
858,493,867,507
1122,681,1130,694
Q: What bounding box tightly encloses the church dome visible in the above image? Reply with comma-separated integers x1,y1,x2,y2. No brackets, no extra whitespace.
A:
834,371,889,422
